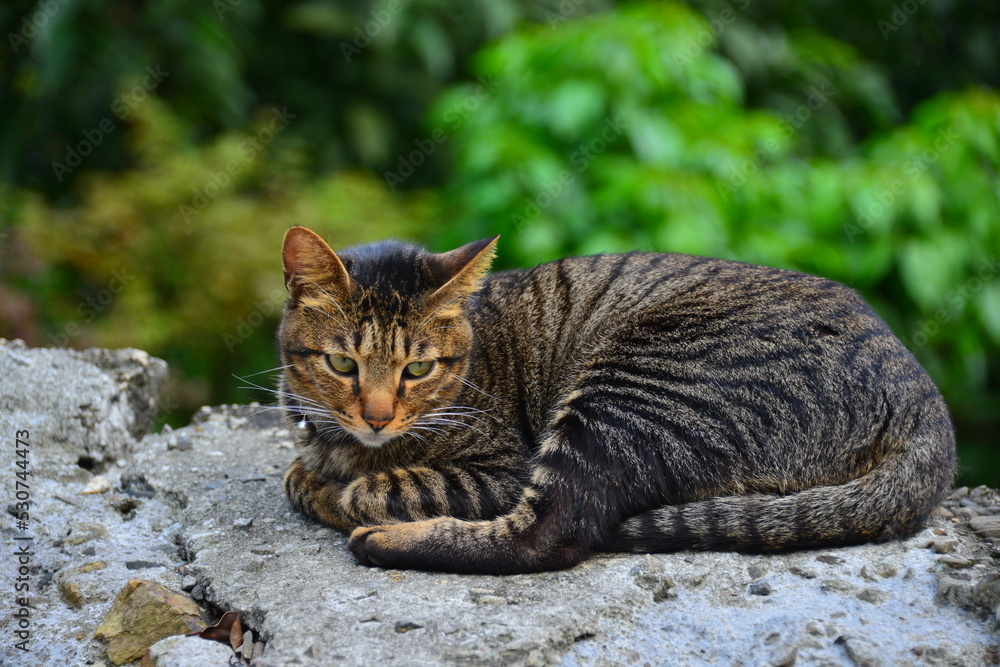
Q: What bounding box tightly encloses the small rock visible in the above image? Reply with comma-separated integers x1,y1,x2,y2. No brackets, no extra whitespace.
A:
476,595,508,605
748,580,772,596
57,561,108,606
631,555,675,601
241,629,255,660
94,579,207,664
856,588,887,604
789,566,817,579
126,560,165,570
969,515,1000,538
250,547,276,556
181,576,198,592
111,496,142,518
931,540,958,554
939,556,973,568
121,473,157,499
770,644,799,667
816,555,845,566
65,521,108,545
805,621,825,636
953,486,969,498
394,621,424,633
82,476,112,494
838,636,881,666
931,506,954,518
747,563,767,579
872,563,898,578
145,634,235,666
821,579,855,594
233,517,254,530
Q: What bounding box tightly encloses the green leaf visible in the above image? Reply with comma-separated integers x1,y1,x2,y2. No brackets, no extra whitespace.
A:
977,280,1000,345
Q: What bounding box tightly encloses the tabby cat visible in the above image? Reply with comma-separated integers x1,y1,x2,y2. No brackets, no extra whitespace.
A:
277,226,955,574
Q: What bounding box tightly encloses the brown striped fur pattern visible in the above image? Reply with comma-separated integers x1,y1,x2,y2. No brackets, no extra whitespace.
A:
277,226,955,574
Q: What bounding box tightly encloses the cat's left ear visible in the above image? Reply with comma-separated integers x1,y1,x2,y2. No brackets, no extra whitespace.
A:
426,236,499,305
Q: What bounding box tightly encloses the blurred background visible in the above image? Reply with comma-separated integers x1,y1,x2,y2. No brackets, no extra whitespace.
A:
0,0,997,486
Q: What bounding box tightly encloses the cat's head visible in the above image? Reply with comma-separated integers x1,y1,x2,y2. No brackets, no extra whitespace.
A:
277,226,497,448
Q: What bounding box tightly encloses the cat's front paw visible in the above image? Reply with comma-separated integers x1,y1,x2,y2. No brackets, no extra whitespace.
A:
283,459,351,531
348,521,446,570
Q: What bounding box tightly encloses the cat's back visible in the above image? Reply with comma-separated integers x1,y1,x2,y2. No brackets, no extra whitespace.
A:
478,251,880,339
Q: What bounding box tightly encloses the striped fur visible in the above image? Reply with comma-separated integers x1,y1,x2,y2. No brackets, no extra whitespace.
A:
277,226,956,574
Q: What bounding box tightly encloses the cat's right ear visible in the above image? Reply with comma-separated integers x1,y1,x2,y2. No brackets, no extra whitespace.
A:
281,226,352,300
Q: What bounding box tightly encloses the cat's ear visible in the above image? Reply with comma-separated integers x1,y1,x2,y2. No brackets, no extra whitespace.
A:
426,236,499,306
281,226,352,300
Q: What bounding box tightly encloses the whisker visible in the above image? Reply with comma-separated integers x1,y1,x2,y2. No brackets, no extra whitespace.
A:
410,425,449,436
235,377,329,410
239,365,294,378
420,417,487,437
428,405,494,414
454,375,500,402
429,404,502,424
407,431,430,445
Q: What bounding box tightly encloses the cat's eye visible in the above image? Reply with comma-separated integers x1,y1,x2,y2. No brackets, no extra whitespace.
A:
404,360,434,378
326,355,357,374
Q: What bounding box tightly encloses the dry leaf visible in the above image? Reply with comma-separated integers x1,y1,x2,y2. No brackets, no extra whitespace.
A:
194,610,243,651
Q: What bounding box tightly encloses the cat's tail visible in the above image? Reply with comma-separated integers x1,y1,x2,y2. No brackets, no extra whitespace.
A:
607,398,956,554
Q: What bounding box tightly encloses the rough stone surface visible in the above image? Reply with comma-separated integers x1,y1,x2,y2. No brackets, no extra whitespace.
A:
1,344,999,666
0,338,168,468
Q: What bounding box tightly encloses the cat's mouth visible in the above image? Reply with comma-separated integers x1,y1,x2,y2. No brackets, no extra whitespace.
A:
350,429,401,448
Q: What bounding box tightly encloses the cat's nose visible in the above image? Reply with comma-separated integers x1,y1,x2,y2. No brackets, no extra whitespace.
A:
365,417,391,431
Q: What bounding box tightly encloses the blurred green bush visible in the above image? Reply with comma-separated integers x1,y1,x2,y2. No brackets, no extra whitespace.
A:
0,0,995,485
4,98,435,418
432,3,999,485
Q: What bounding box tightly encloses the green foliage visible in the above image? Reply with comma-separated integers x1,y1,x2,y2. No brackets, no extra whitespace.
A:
7,98,435,419
433,2,1000,485
0,0,996,484
0,0,613,195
